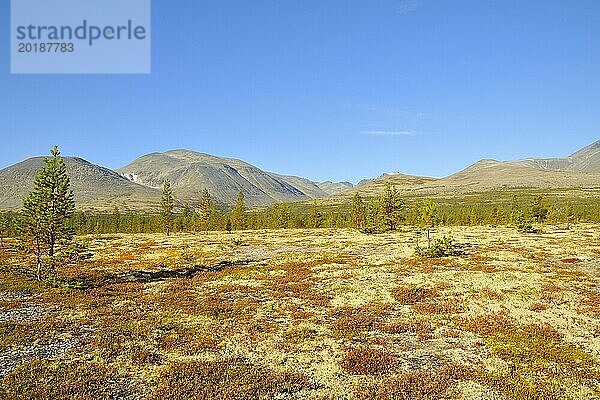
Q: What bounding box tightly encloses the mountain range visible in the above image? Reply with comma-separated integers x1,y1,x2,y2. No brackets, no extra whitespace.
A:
337,140,600,200
0,140,598,211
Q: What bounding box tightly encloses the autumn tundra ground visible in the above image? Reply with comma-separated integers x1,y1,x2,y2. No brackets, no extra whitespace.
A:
0,225,599,399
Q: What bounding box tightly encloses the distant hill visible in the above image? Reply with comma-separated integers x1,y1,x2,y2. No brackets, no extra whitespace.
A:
324,139,600,202
437,140,600,192
0,157,160,211
438,159,600,192
327,172,438,202
316,181,354,195
117,150,325,206
508,140,600,173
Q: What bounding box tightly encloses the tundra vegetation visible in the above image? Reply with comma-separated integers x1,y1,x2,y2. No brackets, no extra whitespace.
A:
0,148,599,399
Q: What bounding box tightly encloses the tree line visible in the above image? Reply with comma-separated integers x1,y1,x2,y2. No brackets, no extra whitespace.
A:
1,151,598,244
1,184,596,239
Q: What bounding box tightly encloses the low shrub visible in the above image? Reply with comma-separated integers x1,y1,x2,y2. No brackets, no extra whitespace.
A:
152,358,313,400
340,346,398,375
354,364,474,400
0,360,133,400
415,236,463,258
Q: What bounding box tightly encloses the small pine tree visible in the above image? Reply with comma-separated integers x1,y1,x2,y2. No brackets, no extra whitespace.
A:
515,210,536,233
208,204,220,231
17,146,79,280
160,180,175,236
545,206,560,224
529,195,547,223
225,217,232,233
361,200,383,234
496,207,505,225
278,203,290,229
198,188,212,232
231,191,247,230
419,199,437,248
308,201,323,228
111,207,121,233
378,183,404,231
509,195,520,224
565,201,576,229
351,193,366,229
407,200,421,226
468,207,479,226
486,206,503,226
181,202,193,232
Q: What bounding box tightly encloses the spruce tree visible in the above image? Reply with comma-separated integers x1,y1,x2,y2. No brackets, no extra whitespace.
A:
351,193,366,229
309,201,323,228
160,180,175,236
181,202,193,231
198,188,212,232
18,146,76,280
378,183,404,231
529,195,547,223
231,191,247,230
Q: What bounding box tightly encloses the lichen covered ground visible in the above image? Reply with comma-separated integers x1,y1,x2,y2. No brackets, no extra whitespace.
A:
1,225,599,399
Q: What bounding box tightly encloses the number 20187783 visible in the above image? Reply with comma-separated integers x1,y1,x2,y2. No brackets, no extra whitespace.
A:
17,42,74,52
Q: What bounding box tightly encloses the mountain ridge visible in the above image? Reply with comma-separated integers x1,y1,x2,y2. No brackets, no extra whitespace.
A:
0,156,160,211
326,139,600,201
507,140,600,173
0,139,598,211
117,149,329,206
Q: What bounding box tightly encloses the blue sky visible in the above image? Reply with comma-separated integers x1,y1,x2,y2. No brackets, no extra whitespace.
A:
1,0,599,183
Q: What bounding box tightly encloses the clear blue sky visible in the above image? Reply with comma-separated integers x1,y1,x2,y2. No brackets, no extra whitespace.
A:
1,0,599,183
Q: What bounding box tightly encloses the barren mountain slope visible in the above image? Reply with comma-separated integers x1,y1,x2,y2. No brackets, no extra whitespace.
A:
0,157,160,211
118,150,316,206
